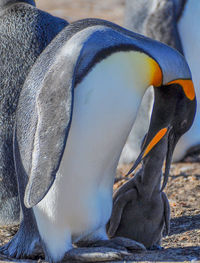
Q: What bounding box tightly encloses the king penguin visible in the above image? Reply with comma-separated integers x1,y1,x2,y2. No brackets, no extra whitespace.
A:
1,18,196,262
0,0,68,225
121,0,199,163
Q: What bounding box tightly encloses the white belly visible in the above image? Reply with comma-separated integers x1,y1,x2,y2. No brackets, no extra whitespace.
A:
33,52,146,261
174,0,200,160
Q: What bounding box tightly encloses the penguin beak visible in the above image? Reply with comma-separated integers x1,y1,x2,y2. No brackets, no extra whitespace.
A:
126,126,170,176
161,128,179,191
126,126,179,192
126,80,196,181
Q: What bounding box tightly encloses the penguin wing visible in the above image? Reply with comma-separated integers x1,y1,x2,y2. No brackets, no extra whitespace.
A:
23,56,75,208
107,188,138,238
15,28,82,208
16,18,167,208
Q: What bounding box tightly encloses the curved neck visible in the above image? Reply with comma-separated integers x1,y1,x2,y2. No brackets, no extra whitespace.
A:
140,135,168,197
0,0,35,8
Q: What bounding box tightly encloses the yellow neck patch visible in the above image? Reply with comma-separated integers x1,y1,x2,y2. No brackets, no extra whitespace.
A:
110,51,163,94
143,127,168,158
148,57,163,87
167,79,195,100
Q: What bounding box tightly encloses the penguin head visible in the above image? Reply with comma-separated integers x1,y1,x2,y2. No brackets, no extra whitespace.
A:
127,47,196,187
159,80,196,190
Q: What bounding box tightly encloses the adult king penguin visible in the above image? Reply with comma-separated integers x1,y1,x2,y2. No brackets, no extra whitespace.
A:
0,0,68,225
121,0,199,163
1,18,196,262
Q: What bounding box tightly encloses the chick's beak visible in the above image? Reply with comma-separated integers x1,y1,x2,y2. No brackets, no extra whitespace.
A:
126,127,169,176
161,129,179,191
126,125,180,193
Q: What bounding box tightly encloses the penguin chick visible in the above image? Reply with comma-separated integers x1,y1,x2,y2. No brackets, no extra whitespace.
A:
107,134,170,249
3,18,196,262
0,0,68,226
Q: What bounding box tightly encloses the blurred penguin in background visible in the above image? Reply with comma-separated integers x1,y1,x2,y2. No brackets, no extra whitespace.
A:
120,0,200,163
0,0,68,226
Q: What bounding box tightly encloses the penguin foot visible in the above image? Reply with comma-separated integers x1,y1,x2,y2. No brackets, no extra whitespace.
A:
77,236,146,252
92,237,146,252
0,220,42,259
64,247,130,262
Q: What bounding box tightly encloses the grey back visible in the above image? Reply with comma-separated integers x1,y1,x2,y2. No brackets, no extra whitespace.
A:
0,0,68,225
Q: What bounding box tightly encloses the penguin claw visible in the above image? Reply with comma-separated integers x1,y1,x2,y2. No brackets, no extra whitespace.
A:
78,237,146,252
64,247,130,262
110,237,146,251
72,237,146,262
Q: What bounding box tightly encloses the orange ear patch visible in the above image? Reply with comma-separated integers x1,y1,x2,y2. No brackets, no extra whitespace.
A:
167,79,195,100
143,127,168,158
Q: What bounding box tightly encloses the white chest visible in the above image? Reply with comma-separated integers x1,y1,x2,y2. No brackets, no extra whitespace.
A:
33,51,149,260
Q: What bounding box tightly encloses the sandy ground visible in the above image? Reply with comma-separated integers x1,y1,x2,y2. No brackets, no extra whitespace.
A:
37,0,126,25
0,0,199,262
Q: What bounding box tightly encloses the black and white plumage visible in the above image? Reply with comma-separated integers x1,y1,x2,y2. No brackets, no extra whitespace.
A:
1,18,196,262
0,0,68,226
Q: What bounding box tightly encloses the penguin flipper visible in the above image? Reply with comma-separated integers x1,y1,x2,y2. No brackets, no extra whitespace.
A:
107,188,137,238
23,58,74,209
